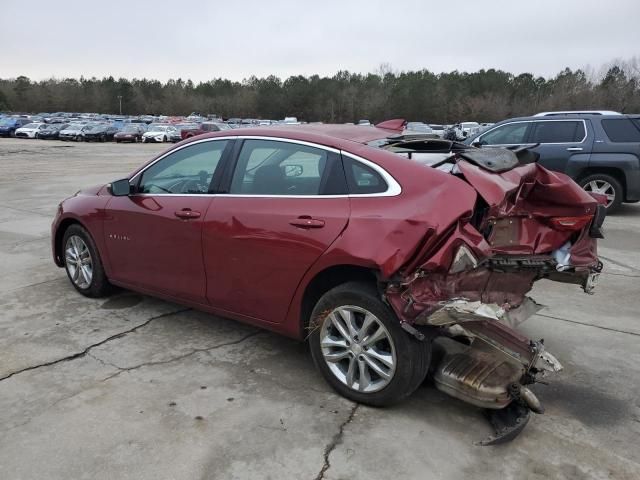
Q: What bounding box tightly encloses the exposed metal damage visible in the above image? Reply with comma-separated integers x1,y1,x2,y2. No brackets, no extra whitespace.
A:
379,145,605,444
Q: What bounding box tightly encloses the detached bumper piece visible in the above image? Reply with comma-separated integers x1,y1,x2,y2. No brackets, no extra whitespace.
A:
478,402,530,446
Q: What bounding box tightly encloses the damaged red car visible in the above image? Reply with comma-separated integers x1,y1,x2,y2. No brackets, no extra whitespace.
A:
52,120,605,444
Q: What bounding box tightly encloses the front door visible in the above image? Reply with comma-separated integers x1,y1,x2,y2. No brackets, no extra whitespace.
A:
104,139,231,303
203,138,350,324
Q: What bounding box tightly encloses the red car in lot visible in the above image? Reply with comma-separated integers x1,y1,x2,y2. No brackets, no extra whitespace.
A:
52,122,604,443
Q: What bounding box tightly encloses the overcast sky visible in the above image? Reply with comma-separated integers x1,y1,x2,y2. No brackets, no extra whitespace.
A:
1,0,638,82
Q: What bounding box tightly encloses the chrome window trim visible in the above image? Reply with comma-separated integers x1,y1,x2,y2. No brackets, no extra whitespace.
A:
130,136,236,183
477,119,587,146
128,135,402,198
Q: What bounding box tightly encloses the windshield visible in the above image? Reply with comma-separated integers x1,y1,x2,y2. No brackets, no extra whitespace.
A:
0,119,15,126
122,125,140,132
148,125,168,132
22,123,40,129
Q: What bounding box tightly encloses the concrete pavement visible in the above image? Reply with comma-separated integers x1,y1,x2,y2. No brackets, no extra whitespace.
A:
0,138,638,480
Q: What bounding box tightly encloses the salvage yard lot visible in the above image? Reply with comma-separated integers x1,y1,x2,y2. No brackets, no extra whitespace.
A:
0,138,639,480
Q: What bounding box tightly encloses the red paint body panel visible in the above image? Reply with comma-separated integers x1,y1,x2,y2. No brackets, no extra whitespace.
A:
103,195,213,303
202,196,349,324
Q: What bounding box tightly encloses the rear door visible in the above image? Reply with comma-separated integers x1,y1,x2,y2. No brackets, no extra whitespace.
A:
104,139,232,303
202,138,350,324
527,119,592,172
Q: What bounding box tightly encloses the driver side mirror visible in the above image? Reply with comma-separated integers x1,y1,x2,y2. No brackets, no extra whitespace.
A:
471,139,485,147
109,178,132,196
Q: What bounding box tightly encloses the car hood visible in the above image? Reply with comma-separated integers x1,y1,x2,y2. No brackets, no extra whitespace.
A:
144,131,166,136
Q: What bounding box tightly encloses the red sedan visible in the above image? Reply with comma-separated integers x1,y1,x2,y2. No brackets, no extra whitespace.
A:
52,122,604,443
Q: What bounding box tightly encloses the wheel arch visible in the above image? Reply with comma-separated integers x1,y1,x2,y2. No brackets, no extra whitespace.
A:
576,166,627,197
53,217,87,266
297,264,380,340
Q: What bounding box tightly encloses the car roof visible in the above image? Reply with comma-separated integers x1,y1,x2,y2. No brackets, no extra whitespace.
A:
197,124,398,147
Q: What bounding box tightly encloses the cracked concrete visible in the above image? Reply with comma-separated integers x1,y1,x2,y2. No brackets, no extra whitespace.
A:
1,138,639,480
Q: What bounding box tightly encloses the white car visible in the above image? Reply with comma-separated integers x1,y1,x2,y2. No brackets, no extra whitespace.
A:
14,122,46,139
404,122,434,135
142,125,177,143
59,123,90,141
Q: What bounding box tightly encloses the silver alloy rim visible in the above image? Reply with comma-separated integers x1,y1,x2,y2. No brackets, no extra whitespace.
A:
65,235,93,289
584,180,615,207
320,305,396,393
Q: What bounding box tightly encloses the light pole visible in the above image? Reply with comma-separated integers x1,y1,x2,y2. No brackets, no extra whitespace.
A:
117,95,123,115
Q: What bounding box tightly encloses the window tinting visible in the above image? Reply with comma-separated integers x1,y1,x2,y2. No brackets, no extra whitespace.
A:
229,140,345,195
344,157,387,194
139,140,228,194
530,121,585,143
480,122,529,144
602,119,640,142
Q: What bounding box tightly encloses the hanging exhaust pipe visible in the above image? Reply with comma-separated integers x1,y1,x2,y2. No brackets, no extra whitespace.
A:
518,385,545,414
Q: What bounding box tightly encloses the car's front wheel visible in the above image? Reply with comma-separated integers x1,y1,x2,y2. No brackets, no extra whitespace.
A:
62,224,111,297
579,173,623,213
309,282,430,407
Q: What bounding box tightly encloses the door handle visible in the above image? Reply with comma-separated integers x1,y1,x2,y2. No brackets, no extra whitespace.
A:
174,209,201,219
566,147,583,152
289,216,325,229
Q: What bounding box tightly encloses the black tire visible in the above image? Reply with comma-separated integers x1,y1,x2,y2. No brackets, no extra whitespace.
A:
62,224,111,297
308,281,431,407
579,173,623,214
163,135,167,142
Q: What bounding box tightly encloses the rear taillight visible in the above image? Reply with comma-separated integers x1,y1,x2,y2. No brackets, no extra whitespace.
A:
547,215,592,232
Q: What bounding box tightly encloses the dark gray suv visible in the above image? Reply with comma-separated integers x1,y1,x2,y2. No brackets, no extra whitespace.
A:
466,112,640,212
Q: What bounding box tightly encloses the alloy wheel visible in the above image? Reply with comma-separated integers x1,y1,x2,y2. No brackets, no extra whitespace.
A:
320,305,397,393
584,180,615,207
64,235,93,289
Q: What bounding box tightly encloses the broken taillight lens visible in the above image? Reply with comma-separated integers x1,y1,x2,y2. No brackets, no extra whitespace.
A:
547,215,593,232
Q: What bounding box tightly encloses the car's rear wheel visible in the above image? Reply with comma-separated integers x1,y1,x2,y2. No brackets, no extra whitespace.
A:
580,173,623,213
309,282,430,407
62,224,110,297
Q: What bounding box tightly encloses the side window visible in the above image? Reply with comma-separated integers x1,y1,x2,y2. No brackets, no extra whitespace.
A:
139,140,228,194
530,121,585,143
344,157,387,194
480,122,529,145
229,139,345,195
602,119,640,142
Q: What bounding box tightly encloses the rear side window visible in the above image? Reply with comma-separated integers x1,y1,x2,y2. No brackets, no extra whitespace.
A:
229,139,346,195
479,122,529,145
602,119,640,142
530,121,585,143
343,157,387,194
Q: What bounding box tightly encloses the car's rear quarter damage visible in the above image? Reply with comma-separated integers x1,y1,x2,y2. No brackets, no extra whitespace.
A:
343,145,604,443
